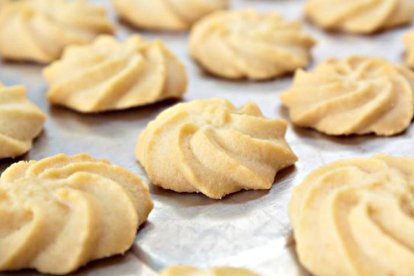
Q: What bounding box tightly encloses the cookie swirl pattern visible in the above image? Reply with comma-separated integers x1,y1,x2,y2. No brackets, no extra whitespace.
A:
0,83,46,159
0,0,114,63
189,10,315,80
281,56,414,136
112,0,228,31
44,35,188,113
290,154,414,276
0,154,153,275
136,98,298,199
305,0,414,34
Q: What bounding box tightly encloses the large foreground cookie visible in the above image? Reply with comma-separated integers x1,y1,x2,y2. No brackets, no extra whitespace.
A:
44,35,187,113
0,154,153,275
0,0,114,63
289,154,414,276
0,83,46,159
136,98,298,199
160,266,258,276
305,0,414,34
404,31,414,68
280,56,414,136
112,0,228,31
189,10,315,80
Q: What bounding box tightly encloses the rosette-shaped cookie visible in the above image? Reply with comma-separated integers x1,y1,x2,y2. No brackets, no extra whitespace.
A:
0,0,114,63
44,35,188,113
160,266,258,276
304,0,414,34
289,154,414,276
112,0,228,31
136,98,298,199
280,56,414,136
189,10,315,80
404,31,414,68
0,83,46,159
0,154,153,275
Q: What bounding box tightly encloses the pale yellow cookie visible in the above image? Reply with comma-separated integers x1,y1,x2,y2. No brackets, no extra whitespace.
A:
280,56,414,136
0,0,9,9
44,35,188,113
404,31,414,68
289,154,414,276
189,10,315,80
112,0,228,31
136,98,298,199
305,0,414,34
0,83,46,159
160,265,258,276
0,153,153,275
0,0,114,63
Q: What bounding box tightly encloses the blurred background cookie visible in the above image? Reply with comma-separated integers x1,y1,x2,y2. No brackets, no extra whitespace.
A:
112,0,228,31
0,0,114,63
305,0,414,34
189,10,315,80
0,83,46,159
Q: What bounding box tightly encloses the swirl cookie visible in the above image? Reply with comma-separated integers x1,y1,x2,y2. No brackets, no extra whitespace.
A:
305,0,414,34
280,56,414,136
0,83,46,159
136,98,298,199
160,266,258,276
44,35,188,113
112,0,228,31
0,154,153,275
189,10,315,80
289,154,414,276
404,31,414,68
0,0,114,63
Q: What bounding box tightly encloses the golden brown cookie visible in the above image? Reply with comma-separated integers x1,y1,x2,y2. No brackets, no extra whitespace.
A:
136,98,297,199
404,31,414,68
44,35,187,113
0,0,114,63
189,10,315,80
0,154,153,275
0,83,46,159
112,0,228,31
290,154,414,276
305,0,414,34
160,265,258,276
281,56,414,136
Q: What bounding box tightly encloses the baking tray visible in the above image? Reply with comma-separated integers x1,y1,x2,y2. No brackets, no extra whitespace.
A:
1,0,414,275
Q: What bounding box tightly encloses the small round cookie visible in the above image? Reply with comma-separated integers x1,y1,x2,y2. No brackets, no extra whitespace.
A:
0,83,46,159
44,35,188,113
280,56,414,136
112,0,228,31
189,10,315,80
0,0,114,63
304,0,414,34
0,153,153,275
289,154,414,276
404,31,414,68
160,266,258,276
136,98,298,199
